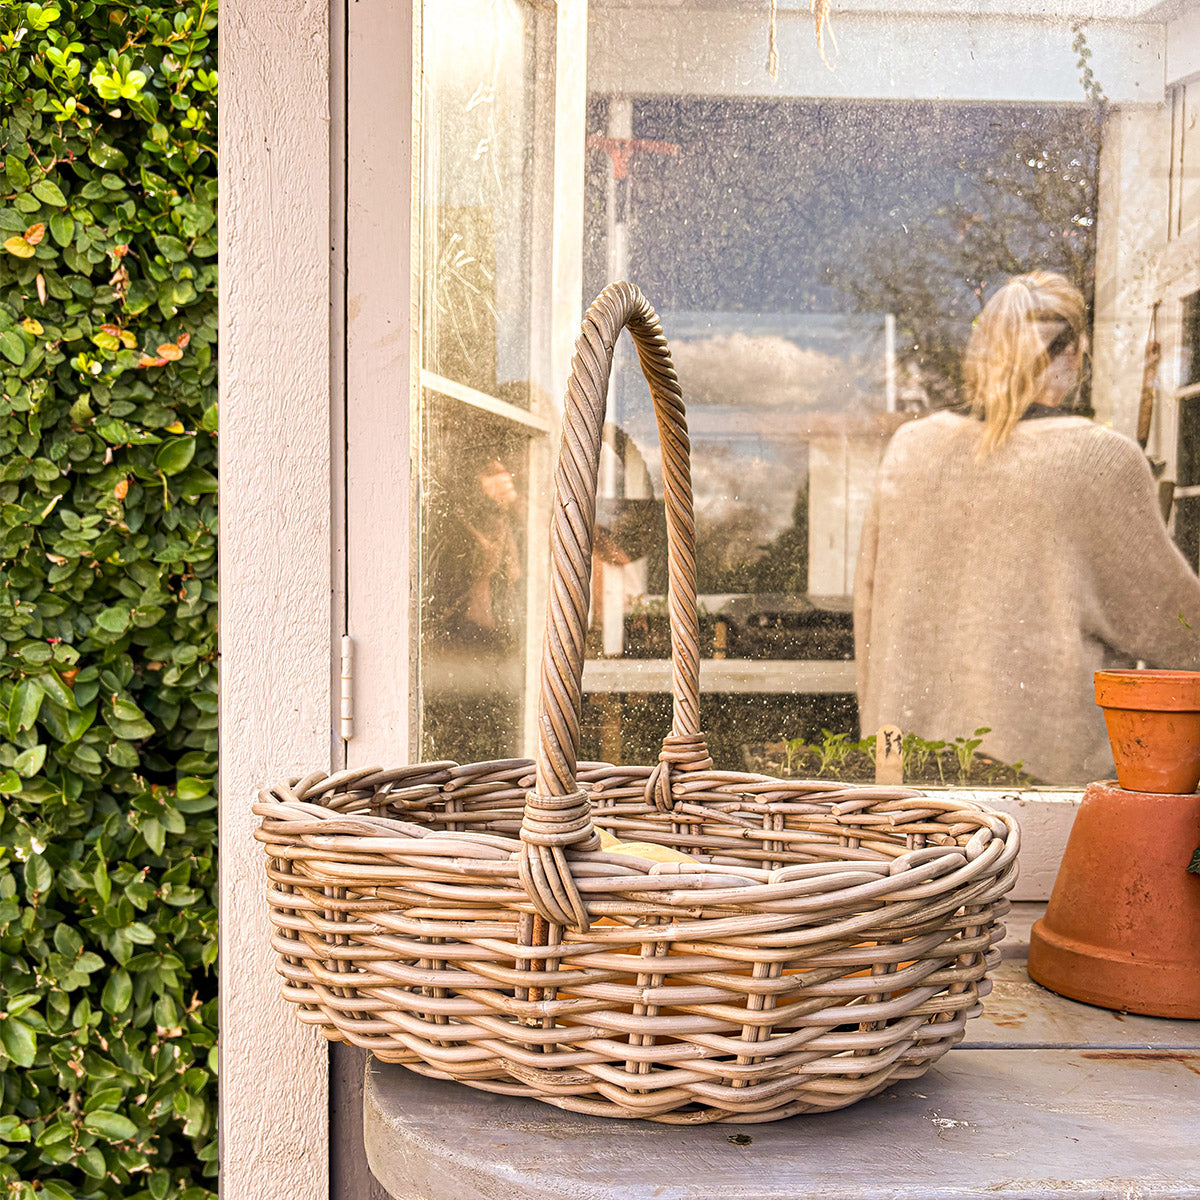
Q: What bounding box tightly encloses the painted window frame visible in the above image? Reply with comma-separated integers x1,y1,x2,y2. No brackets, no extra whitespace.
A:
338,0,1196,912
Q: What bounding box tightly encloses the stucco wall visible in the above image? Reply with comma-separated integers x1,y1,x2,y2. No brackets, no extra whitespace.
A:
219,2,334,1197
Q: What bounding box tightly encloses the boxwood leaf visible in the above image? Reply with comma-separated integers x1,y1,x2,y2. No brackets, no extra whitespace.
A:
106,740,139,767
0,1018,36,1068
3,237,34,261
14,744,46,776
8,677,43,735
82,1111,138,1140
176,776,211,801
78,1148,106,1178
101,968,132,1014
141,816,165,855
54,924,83,957
87,142,128,170
6,995,39,1018
5,155,29,189
106,715,155,739
0,330,26,364
32,179,67,207
0,1114,31,1141
25,854,52,895
95,605,132,634
111,697,145,721
49,213,74,246
154,436,194,475
154,234,187,261
37,670,79,712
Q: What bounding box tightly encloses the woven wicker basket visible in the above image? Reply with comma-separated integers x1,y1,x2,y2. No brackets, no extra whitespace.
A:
255,282,1019,1123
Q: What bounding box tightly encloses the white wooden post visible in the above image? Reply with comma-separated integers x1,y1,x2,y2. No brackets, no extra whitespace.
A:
344,0,418,769
219,2,334,1197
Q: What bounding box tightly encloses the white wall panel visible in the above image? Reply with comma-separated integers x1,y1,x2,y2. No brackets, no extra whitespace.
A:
589,7,1165,102
219,2,334,1196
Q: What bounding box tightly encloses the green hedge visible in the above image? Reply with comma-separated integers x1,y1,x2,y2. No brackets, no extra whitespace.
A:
0,3,216,1197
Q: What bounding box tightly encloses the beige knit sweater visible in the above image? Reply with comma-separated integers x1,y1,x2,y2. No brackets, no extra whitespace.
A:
854,411,1200,785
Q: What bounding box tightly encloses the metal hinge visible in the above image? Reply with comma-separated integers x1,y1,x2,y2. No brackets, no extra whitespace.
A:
340,635,354,742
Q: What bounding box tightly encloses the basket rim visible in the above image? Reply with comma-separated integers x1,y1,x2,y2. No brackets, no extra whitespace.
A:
254,759,1020,918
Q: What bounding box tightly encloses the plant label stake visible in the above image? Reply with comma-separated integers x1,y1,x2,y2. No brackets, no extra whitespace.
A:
875,724,904,785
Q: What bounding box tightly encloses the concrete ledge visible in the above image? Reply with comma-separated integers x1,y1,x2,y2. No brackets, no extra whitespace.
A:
365,1051,1200,1200
364,906,1200,1200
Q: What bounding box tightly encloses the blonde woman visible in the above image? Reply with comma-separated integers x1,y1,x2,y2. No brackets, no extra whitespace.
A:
854,271,1200,784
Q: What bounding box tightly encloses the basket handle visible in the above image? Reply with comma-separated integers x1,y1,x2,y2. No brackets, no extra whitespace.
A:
518,282,708,929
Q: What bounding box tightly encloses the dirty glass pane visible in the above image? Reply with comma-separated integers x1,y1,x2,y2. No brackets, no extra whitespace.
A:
571,3,1198,789
412,2,1200,789
417,0,543,764
1173,81,1200,236
419,393,530,762
1182,290,1200,391
421,0,536,406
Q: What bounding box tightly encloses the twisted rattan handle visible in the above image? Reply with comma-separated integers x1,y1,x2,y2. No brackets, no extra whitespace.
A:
518,282,706,929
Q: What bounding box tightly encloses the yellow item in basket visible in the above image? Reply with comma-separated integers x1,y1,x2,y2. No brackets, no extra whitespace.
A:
597,827,700,866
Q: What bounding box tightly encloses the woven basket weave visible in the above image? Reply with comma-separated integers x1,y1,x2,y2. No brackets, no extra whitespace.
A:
255,282,1019,1123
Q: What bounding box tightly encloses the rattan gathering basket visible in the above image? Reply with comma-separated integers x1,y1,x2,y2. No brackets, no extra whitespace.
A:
255,282,1020,1124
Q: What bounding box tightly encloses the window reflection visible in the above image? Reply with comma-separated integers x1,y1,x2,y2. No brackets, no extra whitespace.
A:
1173,291,1200,573
417,0,548,764
420,396,529,761
578,87,1103,783
415,2,1200,788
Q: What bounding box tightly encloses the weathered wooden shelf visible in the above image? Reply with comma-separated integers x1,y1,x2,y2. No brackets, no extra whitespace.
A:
363,904,1200,1200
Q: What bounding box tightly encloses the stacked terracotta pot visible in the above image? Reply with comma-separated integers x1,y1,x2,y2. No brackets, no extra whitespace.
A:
1028,670,1200,1020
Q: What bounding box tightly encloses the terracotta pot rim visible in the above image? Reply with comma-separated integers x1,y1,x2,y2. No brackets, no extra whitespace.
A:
1094,668,1200,712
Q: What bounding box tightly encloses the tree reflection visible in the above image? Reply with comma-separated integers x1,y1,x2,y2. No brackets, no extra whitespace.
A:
836,105,1101,412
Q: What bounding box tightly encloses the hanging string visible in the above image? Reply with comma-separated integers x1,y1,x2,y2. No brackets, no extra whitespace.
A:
1137,302,1161,451
766,0,779,81
812,0,837,70
768,0,838,79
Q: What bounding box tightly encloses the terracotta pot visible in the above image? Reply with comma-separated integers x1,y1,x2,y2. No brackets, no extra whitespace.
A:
1028,780,1200,1019
1094,669,1200,795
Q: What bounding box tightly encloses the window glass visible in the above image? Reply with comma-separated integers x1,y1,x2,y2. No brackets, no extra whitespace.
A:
1173,290,1200,573
1183,291,1200,391
421,0,537,405
571,4,1193,789
420,394,530,761
415,2,1200,790
418,0,547,763
1171,81,1200,237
